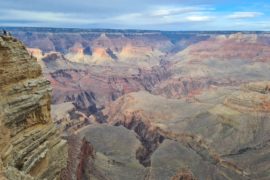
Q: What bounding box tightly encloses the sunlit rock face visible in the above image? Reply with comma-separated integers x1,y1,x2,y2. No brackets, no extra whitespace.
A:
173,33,270,63
0,35,67,179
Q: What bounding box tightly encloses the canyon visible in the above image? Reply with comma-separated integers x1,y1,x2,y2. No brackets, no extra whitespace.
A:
1,27,270,179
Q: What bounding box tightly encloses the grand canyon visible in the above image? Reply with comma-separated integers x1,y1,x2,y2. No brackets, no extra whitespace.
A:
1,27,270,180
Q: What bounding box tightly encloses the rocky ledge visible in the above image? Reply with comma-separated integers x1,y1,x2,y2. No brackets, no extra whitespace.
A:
0,35,67,179
224,81,270,112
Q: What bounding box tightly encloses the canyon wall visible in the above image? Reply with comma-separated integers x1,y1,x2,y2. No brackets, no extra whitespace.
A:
0,35,67,179
4,28,270,179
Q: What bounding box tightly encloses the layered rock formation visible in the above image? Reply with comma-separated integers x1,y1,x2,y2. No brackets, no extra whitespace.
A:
14,30,270,112
0,35,67,179
174,33,270,62
103,83,270,179
61,125,147,180
4,28,270,179
10,28,212,66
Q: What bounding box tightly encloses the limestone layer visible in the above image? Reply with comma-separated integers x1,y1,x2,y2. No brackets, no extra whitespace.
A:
0,35,67,179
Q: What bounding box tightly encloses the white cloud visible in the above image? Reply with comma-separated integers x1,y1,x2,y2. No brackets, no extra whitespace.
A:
107,6,216,26
0,7,215,27
185,15,213,22
227,12,263,19
0,9,95,24
150,7,208,17
0,6,267,30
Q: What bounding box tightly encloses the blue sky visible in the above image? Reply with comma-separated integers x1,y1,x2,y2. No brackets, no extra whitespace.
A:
0,0,270,30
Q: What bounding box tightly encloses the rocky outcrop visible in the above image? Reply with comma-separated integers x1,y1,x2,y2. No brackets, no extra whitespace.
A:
152,77,213,98
224,81,270,112
243,81,270,94
175,33,270,62
0,35,67,179
103,88,270,179
60,135,96,180
47,63,170,114
170,168,197,180
61,125,147,180
224,91,270,112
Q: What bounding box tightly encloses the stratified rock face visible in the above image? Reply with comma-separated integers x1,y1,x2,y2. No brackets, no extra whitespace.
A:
0,35,67,179
224,81,270,112
10,28,212,67
175,33,270,62
104,85,270,179
244,81,270,94
61,125,147,180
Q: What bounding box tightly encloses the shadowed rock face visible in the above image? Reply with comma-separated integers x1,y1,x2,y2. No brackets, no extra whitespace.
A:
5,28,270,179
0,36,67,179
61,125,147,180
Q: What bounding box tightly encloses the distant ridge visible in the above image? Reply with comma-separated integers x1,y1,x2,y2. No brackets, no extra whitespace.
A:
2,26,270,34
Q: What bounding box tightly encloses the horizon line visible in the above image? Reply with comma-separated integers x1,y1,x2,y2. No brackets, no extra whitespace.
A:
1,26,270,33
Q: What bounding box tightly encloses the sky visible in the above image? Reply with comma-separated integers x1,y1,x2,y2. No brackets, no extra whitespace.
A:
0,0,270,30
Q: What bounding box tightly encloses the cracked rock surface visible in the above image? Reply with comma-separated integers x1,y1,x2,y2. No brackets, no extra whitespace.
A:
0,36,67,179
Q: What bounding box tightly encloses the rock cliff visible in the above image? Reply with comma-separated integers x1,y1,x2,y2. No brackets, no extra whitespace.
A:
0,35,67,179
61,125,147,180
224,81,270,112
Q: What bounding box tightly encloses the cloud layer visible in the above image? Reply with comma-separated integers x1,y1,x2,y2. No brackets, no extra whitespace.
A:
0,0,269,30
227,12,263,19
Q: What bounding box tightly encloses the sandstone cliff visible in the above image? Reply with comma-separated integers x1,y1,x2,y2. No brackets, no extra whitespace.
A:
0,35,67,179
